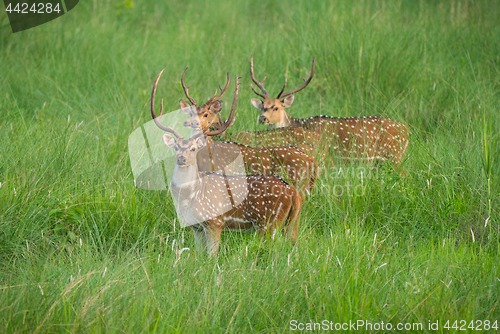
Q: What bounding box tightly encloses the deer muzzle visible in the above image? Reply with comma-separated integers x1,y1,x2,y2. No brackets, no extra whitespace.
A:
258,115,268,124
177,156,187,166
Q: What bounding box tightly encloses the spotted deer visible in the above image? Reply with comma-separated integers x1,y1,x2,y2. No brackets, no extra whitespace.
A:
152,68,318,199
223,127,322,159
250,56,409,165
151,74,302,255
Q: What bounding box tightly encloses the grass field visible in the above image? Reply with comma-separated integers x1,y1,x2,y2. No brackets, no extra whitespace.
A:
1,0,499,332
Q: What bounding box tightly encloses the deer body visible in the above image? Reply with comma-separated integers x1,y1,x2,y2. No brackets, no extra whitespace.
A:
271,115,409,163
170,163,302,254
250,56,409,165
223,127,321,158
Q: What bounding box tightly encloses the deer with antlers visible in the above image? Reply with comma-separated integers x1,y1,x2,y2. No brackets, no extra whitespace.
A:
249,56,409,165
151,68,318,199
151,73,302,255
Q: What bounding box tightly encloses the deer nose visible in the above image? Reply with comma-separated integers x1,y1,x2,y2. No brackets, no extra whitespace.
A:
177,156,186,165
258,115,268,124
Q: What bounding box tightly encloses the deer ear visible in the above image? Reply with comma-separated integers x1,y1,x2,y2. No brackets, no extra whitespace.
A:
209,100,223,115
251,98,263,110
180,100,192,114
195,135,207,148
282,95,294,108
163,134,176,148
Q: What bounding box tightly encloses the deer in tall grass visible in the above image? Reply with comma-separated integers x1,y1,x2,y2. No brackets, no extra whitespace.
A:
249,56,409,165
151,74,302,255
152,68,318,199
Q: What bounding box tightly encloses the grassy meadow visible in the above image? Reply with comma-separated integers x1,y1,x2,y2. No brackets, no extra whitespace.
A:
1,0,499,332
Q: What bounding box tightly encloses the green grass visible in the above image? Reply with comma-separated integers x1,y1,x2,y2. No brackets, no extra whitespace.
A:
1,0,499,332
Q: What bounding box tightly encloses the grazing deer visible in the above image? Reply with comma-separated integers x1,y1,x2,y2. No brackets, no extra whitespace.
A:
249,56,409,165
151,73,302,255
152,68,318,199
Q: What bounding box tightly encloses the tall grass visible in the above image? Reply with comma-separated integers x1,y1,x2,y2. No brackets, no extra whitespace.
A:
0,0,499,332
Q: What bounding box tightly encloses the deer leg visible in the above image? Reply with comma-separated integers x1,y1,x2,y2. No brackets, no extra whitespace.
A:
259,220,279,241
287,164,308,202
297,182,306,202
263,196,291,240
204,218,224,256
283,190,302,243
309,160,319,195
192,225,206,252
294,165,309,202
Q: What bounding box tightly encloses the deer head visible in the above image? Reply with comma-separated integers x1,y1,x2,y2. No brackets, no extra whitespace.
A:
250,56,315,127
178,68,230,132
163,132,208,167
151,69,239,157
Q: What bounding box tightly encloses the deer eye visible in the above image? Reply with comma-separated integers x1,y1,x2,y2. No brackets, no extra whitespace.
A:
274,107,278,111
191,147,196,151
204,114,208,117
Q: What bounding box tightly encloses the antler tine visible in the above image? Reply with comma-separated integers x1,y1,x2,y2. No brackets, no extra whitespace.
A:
151,69,182,139
278,57,316,99
205,89,219,105
250,55,269,97
181,67,197,106
204,75,239,136
217,113,224,127
210,72,230,103
276,78,288,99
250,84,267,99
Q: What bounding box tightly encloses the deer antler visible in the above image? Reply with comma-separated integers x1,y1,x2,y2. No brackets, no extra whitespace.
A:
204,75,239,136
276,78,287,99
181,67,197,106
205,72,230,106
151,69,182,139
277,57,316,99
250,55,269,98
182,68,230,108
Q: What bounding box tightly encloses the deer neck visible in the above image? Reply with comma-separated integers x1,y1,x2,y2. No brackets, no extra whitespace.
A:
172,163,201,190
276,112,291,128
277,112,300,128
